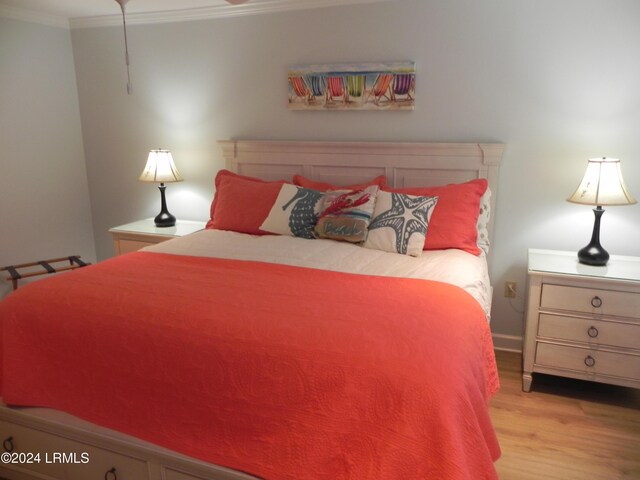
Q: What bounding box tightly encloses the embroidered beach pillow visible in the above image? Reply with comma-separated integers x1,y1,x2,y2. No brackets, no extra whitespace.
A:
260,184,324,238
314,186,379,243
364,191,438,256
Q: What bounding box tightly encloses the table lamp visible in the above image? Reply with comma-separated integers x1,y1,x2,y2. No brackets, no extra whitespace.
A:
567,157,636,266
139,150,183,227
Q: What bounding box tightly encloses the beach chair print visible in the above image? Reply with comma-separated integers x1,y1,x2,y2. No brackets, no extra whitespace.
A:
306,75,326,103
346,75,366,103
288,76,310,103
366,73,393,105
392,73,414,102
326,76,348,105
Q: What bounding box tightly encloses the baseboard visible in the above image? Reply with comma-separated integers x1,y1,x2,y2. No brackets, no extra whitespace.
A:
492,333,522,353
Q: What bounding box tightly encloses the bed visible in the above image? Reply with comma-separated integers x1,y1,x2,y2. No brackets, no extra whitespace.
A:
0,140,504,480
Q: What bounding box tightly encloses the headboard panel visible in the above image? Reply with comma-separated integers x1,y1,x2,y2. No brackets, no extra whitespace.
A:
218,140,504,251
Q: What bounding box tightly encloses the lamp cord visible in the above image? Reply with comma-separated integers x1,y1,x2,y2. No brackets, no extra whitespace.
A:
508,295,525,314
119,2,132,94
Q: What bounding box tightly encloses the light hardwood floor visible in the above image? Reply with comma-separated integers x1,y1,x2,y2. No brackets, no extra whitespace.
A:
492,350,640,480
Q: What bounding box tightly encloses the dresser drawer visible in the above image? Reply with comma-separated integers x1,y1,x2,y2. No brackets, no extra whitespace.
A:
540,284,640,319
0,420,68,478
537,313,640,349
64,440,150,480
0,419,150,480
163,465,257,480
163,468,213,480
536,343,640,380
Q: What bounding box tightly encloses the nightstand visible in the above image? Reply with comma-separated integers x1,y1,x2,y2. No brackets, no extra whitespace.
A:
109,218,206,256
522,248,640,392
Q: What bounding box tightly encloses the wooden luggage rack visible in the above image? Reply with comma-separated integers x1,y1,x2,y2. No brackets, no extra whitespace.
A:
1,256,89,291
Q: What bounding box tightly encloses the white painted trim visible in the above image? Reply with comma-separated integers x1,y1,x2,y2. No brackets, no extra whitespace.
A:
492,333,523,353
69,0,392,29
0,4,69,29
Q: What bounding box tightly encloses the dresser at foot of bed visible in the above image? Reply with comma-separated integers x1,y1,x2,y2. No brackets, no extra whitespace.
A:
0,405,258,480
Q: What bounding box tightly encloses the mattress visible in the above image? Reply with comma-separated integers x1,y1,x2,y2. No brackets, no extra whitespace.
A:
145,229,493,316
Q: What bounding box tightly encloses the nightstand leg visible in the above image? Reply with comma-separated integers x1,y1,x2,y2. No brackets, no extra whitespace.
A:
522,372,533,392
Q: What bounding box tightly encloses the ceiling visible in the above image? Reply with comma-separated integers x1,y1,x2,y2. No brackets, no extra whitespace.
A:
1,0,236,19
0,0,387,27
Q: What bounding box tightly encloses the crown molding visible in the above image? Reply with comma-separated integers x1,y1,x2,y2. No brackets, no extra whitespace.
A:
0,4,69,29
69,0,390,29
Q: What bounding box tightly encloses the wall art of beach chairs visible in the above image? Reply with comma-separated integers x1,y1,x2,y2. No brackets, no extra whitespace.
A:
288,62,415,111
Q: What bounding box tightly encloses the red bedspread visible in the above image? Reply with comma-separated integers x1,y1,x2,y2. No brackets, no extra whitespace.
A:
0,252,500,479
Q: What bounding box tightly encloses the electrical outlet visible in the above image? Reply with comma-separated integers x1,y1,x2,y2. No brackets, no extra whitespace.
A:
504,281,517,298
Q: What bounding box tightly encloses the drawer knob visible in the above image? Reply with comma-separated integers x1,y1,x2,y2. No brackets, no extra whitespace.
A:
591,296,603,308
2,436,14,453
584,355,596,367
587,326,599,338
105,467,117,480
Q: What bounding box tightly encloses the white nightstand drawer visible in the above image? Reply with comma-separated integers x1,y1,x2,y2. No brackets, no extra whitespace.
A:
536,343,640,380
118,239,155,255
538,313,640,349
540,284,640,319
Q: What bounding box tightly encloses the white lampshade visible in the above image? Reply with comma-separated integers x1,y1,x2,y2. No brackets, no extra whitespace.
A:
138,150,183,183
567,157,636,206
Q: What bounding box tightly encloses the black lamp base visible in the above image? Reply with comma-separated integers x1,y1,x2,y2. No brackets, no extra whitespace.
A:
577,244,609,266
154,183,176,228
154,211,176,228
577,206,609,266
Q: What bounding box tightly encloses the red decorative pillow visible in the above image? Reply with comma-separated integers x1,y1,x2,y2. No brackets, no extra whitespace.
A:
207,170,288,234
293,174,387,191
383,178,488,255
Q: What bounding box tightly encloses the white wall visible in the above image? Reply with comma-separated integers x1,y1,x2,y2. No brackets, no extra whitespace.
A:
69,0,640,346
0,17,96,298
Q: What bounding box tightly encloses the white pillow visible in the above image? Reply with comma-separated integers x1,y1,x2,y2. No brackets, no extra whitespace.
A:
259,184,323,238
364,191,438,256
476,188,491,255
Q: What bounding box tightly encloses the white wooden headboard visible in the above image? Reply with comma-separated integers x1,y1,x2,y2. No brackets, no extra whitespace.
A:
218,140,504,248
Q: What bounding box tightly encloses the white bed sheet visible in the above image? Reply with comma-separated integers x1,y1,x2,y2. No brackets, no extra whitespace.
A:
143,229,492,317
